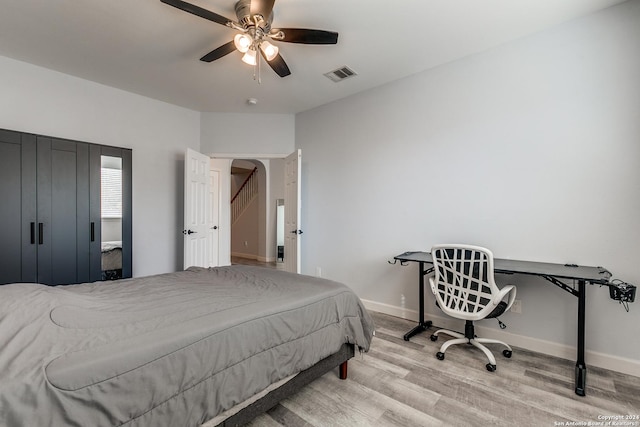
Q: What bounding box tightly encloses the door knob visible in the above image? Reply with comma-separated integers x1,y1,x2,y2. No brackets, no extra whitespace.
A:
211,226,218,230
290,229,303,234
182,229,197,235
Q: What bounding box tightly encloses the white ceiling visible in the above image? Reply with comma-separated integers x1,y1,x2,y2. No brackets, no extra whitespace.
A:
0,0,626,114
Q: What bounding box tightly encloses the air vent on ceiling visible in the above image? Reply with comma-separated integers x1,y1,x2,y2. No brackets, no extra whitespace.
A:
324,66,357,83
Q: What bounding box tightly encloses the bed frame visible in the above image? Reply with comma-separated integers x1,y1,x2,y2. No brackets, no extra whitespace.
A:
214,343,355,426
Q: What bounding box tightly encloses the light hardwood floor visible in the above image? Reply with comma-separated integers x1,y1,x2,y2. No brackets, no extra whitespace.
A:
246,311,640,427
231,256,284,270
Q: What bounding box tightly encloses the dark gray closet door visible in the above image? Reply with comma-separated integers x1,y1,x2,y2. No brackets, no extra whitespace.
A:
0,130,37,285
121,148,132,279
1,128,129,286
36,137,90,285
76,142,91,282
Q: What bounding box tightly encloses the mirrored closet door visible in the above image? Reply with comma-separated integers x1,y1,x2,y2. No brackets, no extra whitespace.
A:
90,145,132,282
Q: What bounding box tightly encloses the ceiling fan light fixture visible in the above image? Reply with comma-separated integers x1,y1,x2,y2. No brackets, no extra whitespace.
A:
241,48,257,65
162,0,339,79
234,33,252,53
260,40,279,61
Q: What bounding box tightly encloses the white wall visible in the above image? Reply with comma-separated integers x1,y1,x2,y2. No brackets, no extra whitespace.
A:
269,159,285,261
272,159,286,252
0,56,201,277
296,0,640,372
231,196,260,259
200,113,294,155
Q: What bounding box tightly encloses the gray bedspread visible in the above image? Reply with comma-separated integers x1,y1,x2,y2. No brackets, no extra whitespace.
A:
0,266,374,427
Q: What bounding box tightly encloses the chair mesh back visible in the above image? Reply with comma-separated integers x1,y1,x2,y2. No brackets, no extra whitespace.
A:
432,246,494,314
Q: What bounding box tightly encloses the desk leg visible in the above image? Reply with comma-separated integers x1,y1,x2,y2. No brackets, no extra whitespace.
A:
575,280,587,396
403,261,432,341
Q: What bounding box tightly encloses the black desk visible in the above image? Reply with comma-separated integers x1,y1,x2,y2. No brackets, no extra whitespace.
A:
393,251,612,396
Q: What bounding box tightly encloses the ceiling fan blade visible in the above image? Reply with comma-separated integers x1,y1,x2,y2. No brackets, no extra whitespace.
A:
200,41,237,62
274,28,338,44
250,0,276,20
261,50,291,78
160,0,232,26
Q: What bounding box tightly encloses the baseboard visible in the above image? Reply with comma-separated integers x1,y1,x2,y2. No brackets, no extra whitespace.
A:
362,299,421,322
230,252,256,260
361,299,640,377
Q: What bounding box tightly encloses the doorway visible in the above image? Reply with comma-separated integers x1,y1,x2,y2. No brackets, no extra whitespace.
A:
216,155,288,269
230,159,271,265
186,151,297,272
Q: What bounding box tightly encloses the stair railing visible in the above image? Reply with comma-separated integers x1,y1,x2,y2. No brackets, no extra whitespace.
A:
231,167,258,224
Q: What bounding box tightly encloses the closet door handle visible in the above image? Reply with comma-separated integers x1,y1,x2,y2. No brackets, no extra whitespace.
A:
38,223,43,245
30,222,35,244
91,222,95,242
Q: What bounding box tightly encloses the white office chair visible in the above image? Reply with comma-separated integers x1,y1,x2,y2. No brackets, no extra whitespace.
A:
429,244,517,371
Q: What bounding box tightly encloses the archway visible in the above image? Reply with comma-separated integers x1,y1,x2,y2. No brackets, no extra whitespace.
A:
229,158,282,265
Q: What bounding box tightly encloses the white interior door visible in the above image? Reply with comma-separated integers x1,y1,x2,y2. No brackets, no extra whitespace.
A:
284,149,301,273
208,166,220,267
184,149,210,269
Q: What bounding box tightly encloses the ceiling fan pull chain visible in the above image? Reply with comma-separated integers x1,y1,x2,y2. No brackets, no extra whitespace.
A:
256,47,262,84
253,15,262,84
253,55,257,82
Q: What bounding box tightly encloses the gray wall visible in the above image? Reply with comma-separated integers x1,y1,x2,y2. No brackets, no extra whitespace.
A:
296,0,640,368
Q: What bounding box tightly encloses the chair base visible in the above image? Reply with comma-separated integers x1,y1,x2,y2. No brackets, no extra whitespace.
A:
430,320,512,370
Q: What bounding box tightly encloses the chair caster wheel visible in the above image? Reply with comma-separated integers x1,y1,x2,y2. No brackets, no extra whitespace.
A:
436,352,445,360
486,363,496,372
503,349,512,358
430,334,438,342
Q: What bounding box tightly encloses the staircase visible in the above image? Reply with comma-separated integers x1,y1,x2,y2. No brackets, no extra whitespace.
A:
231,167,258,224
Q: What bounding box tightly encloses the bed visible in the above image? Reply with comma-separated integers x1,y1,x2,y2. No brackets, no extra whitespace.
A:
0,265,374,427
102,240,123,280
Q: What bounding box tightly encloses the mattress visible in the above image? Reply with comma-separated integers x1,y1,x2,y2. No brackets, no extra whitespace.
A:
0,266,374,427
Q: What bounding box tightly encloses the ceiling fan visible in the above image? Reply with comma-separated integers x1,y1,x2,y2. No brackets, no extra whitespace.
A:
160,0,339,78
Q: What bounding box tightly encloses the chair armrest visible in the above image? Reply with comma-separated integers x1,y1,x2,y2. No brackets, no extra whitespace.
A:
429,276,438,296
496,284,517,311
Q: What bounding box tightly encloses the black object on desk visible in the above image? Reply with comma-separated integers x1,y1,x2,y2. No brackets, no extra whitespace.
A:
393,250,612,397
